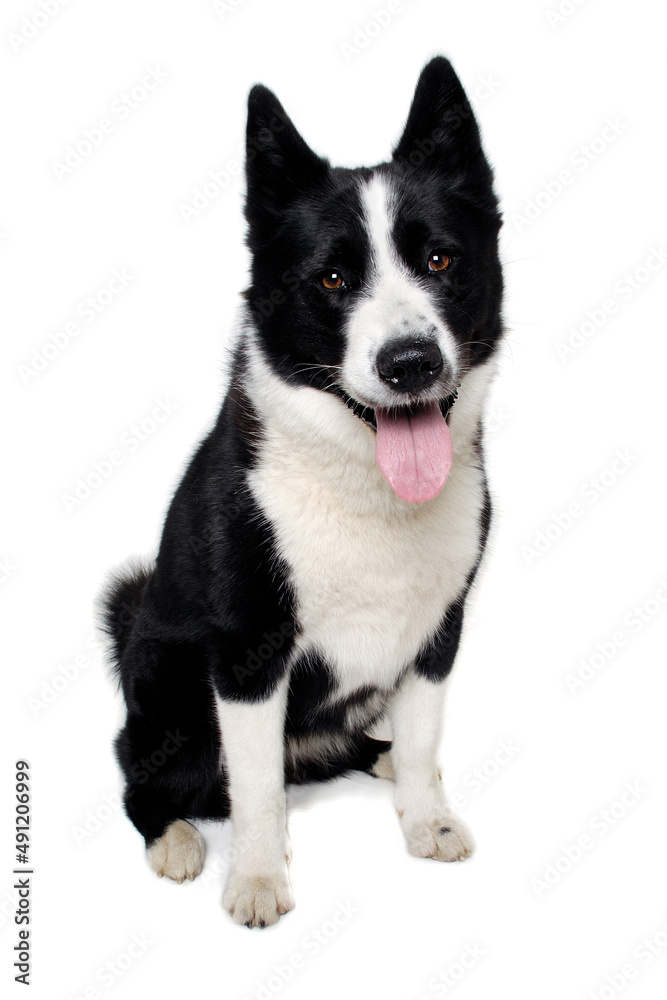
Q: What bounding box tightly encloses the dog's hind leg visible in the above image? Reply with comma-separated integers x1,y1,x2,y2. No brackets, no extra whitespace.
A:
146,819,205,884
114,636,229,882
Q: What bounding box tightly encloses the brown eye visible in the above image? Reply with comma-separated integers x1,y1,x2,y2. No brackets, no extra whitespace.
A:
428,251,451,272
321,271,344,290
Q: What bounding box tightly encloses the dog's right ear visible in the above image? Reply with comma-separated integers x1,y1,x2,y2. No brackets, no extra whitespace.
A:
245,85,328,236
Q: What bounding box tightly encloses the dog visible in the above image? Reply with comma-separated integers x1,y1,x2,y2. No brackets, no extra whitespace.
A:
101,55,503,928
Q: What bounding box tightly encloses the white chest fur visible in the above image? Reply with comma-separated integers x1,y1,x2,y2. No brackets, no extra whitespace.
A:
246,348,494,699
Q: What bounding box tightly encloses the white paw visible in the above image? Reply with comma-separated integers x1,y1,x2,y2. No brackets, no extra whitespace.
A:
404,814,475,862
223,869,294,928
147,819,205,883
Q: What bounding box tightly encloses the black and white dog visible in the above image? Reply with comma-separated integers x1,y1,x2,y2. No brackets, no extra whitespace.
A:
102,56,503,927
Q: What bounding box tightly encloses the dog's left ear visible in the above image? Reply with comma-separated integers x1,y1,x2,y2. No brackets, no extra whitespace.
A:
245,84,328,237
393,57,491,185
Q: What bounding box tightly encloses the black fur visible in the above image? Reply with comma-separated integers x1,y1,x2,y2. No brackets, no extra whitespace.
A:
100,561,152,673
244,55,501,401
101,56,502,850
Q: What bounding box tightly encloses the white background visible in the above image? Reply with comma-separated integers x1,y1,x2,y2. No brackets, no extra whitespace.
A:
3,1,667,998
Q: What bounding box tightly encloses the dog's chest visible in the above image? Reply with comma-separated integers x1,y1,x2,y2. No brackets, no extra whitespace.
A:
249,435,485,697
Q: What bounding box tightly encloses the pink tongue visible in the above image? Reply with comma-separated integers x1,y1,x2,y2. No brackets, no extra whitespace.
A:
375,401,453,503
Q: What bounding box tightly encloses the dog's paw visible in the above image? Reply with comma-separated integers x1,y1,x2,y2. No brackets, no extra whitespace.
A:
223,869,294,928
404,814,474,862
147,819,205,883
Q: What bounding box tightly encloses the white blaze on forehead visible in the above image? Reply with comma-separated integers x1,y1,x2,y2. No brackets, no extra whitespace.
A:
361,171,407,283
341,173,459,405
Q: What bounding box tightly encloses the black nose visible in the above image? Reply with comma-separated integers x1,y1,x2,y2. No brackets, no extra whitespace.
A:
376,339,443,394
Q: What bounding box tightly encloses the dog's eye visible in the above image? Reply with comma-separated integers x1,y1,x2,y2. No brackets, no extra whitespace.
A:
428,251,451,273
321,271,344,290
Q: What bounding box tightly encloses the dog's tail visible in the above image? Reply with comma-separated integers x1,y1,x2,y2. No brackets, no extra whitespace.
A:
286,735,392,785
97,560,153,677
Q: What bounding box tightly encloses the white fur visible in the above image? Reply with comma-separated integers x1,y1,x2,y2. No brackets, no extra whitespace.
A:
222,872,294,928
388,671,474,861
216,219,495,906
214,677,294,925
342,174,460,407
147,819,205,883
245,334,494,704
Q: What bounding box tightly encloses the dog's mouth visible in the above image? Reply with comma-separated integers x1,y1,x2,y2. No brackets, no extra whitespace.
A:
331,387,459,504
336,389,459,431
338,390,378,430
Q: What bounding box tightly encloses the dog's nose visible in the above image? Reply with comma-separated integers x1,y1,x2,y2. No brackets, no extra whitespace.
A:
376,339,443,394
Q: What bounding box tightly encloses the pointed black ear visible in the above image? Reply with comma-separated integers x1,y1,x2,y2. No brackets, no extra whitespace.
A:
245,85,328,237
393,57,490,183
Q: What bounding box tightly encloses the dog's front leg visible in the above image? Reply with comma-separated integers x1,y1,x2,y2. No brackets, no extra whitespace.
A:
388,665,474,863
217,675,294,926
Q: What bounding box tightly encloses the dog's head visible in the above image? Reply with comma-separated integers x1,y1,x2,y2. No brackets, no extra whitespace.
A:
244,57,503,502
